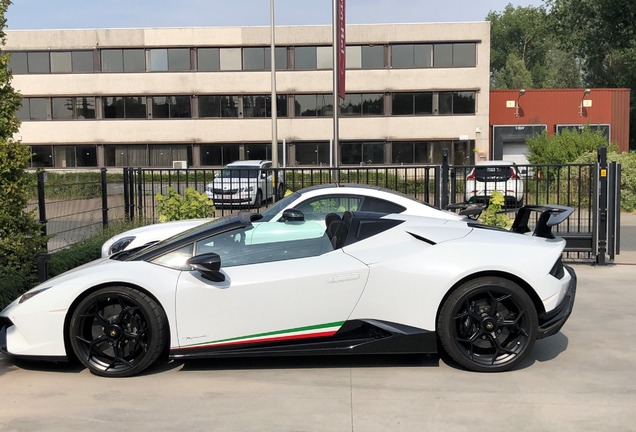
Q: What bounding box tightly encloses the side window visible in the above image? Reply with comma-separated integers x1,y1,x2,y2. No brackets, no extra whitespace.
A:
194,222,332,268
359,197,406,213
295,196,363,221
151,244,194,270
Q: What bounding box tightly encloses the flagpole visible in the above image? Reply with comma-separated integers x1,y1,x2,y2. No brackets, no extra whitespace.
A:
332,0,340,181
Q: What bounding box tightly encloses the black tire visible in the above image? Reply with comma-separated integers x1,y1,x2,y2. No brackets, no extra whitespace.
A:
69,286,167,377
253,189,263,208
437,276,537,372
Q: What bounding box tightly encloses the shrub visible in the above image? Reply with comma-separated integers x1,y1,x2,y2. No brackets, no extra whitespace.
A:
480,191,511,228
527,127,614,165
155,187,215,222
574,150,636,212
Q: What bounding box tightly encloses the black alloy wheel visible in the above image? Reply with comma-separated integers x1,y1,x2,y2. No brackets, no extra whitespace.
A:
437,277,538,372
69,286,167,377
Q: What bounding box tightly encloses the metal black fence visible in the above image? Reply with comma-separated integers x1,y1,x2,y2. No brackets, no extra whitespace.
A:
30,151,621,264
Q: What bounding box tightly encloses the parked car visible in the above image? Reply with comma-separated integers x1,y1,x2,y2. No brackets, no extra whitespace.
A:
1,205,576,377
465,161,524,205
205,160,285,207
101,184,464,257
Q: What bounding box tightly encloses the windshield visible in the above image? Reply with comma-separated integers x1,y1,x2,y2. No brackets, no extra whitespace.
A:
219,167,260,179
259,191,302,221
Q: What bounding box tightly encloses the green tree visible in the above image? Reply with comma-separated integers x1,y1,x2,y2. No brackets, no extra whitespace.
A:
548,0,636,148
488,3,581,89
526,126,613,165
0,0,47,306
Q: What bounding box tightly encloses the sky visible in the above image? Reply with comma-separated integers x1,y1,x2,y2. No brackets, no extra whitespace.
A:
5,0,546,30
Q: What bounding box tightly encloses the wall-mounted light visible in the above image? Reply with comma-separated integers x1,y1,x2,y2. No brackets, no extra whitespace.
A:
515,89,526,117
579,88,592,116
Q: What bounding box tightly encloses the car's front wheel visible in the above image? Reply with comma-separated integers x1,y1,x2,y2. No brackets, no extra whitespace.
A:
69,286,167,377
437,276,537,372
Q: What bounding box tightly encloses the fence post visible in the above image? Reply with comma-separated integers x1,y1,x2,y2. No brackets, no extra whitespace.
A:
123,168,131,220
36,170,47,238
100,168,109,227
136,168,144,219
441,149,449,210
597,146,608,265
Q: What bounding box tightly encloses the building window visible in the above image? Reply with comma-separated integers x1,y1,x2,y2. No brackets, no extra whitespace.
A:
151,96,192,118
219,48,242,71
437,91,476,115
72,51,94,72
103,96,147,119
148,48,190,71
198,48,220,71
101,49,145,72
51,97,96,119
51,145,98,168
242,47,287,71
295,141,330,165
452,43,477,67
341,141,385,165
244,143,269,161
242,95,288,118
392,92,433,115
31,146,54,167
362,45,385,69
27,52,50,74
316,46,332,69
433,44,453,68
294,46,317,69
392,44,432,68
50,52,72,73
8,52,28,74
17,98,50,121
346,46,361,68
105,145,149,167
148,144,192,167
200,144,240,166
340,93,384,116
295,94,334,116
392,141,431,164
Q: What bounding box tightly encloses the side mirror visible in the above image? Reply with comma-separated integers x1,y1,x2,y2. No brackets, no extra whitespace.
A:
280,208,305,222
187,253,225,282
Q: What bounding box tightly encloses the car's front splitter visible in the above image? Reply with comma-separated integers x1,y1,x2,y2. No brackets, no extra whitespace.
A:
537,265,577,339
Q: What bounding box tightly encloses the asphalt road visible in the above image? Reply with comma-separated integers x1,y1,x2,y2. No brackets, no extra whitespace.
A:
1,263,635,432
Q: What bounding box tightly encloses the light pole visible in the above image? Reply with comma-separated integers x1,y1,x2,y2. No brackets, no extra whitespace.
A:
270,0,278,167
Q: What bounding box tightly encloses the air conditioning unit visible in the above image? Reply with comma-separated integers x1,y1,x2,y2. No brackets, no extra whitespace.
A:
172,160,188,169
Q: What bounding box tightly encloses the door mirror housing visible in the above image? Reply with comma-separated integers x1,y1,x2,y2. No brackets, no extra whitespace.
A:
280,208,305,222
187,253,225,282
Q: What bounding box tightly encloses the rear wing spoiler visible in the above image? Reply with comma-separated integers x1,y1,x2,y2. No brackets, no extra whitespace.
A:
511,205,574,239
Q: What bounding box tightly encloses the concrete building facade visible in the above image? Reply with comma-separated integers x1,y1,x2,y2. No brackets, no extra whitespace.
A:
5,23,491,169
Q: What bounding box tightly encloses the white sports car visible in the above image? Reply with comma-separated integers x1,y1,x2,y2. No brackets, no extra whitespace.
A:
1,205,576,377
101,184,463,256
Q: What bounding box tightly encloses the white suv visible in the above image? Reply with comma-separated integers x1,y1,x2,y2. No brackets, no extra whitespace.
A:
206,160,284,207
465,161,524,206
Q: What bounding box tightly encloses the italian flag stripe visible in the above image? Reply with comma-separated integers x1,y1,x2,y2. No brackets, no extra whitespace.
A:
181,321,344,349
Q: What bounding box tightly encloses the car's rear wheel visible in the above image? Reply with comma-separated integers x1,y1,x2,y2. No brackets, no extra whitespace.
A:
276,183,285,200
69,286,167,377
437,276,537,372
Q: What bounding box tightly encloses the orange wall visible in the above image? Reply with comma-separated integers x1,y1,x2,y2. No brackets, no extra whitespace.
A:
490,88,631,152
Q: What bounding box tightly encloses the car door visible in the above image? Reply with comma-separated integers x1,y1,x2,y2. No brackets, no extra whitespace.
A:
173,222,369,350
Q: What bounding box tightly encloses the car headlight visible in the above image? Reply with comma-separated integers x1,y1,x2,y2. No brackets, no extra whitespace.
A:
19,287,51,303
109,236,136,255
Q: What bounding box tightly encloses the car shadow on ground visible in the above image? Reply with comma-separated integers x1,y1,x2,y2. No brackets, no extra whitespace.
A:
0,333,569,377
173,353,440,373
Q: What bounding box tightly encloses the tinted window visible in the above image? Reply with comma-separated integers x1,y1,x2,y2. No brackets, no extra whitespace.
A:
453,43,476,67
28,52,50,73
362,45,384,69
295,46,317,69
434,44,453,67
354,219,403,241
474,166,513,181
8,52,28,74
72,51,94,72
359,197,406,213
198,48,220,71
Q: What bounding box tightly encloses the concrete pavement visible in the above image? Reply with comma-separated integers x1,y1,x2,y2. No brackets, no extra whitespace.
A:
1,213,636,431
1,262,635,432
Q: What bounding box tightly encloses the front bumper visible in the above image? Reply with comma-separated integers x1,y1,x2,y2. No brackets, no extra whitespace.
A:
537,265,577,339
